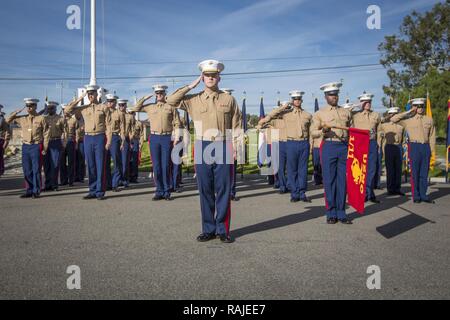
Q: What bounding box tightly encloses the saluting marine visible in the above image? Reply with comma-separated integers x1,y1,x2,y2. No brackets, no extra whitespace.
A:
119,100,134,188
166,59,242,243
132,84,180,201
311,82,352,224
127,107,144,184
258,105,290,194
352,93,382,203
75,116,86,182
170,110,184,193
378,107,405,196
42,101,65,191
60,102,79,187
65,85,112,200
259,90,312,202
105,94,125,192
6,98,50,198
390,98,436,203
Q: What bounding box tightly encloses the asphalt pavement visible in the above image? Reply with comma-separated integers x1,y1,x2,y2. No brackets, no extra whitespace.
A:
1,173,449,299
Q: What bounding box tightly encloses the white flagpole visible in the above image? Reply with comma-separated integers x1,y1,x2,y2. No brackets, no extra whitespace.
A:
89,0,96,86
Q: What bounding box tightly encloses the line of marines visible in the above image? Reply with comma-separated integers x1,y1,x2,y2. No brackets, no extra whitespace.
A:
1,59,436,243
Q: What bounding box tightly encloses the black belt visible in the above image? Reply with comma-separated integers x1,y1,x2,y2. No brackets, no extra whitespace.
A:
287,138,308,141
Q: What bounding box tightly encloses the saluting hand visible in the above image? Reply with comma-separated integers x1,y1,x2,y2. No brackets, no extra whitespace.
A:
188,75,202,89
143,94,153,102
15,107,26,114
410,106,418,113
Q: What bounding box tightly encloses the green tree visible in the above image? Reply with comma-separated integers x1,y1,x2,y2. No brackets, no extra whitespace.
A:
379,1,449,94
248,114,260,128
378,1,450,137
393,68,450,138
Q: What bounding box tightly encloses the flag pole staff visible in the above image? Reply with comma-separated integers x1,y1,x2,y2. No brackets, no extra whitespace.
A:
89,0,96,86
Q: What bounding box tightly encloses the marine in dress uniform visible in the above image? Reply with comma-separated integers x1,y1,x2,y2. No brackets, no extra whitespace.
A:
119,101,134,188
131,84,180,201
43,101,65,191
0,104,11,177
166,60,242,243
311,82,352,224
170,111,184,193
6,98,50,198
221,88,240,201
61,97,86,186
378,107,405,196
75,117,86,182
310,126,322,186
390,98,436,203
258,105,289,194
260,91,312,202
352,93,382,203
105,94,125,192
65,85,112,200
127,107,144,184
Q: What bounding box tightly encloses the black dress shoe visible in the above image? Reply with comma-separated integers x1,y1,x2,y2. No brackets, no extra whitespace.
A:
112,187,120,192
290,198,300,203
97,196,106,200
301,197,311,203
218,234,234,243
53,187,59,191
413,199,421,203
175,188,182,193
231,195,239,201
68,183,74,187
83,194,96,200
339,218,353,225
369,198,380,204
20,193,32,198
196,233,216,242
422,199,435,204
396,191,405,196
326,217,337,224
152,195,164,201
164,195,172,201
32,194,40,199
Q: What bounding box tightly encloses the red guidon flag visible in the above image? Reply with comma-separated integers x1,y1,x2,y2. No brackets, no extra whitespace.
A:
347,128,370,214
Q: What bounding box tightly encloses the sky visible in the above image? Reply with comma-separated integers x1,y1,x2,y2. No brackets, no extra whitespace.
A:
0,0,442,116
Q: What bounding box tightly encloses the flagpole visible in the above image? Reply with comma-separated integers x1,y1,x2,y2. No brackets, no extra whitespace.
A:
89,0,96,86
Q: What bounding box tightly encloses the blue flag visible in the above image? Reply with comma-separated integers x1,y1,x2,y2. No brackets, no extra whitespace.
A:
242,98,247,132
257,97,266,167
259,97,265,119
314,98,319,112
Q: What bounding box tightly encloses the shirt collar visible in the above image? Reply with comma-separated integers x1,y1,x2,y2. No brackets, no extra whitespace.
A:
203,88,219,100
